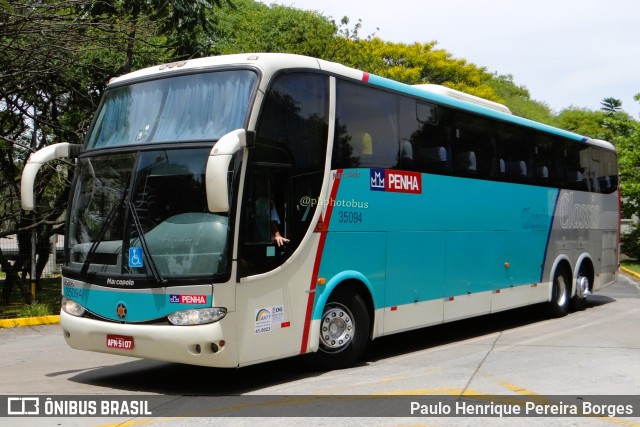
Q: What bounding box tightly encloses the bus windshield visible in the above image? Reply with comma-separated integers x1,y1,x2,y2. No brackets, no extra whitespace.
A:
86,70,257,149
66,148,232,282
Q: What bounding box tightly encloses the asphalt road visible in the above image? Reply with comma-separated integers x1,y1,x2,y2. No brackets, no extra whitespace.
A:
1,274,639,427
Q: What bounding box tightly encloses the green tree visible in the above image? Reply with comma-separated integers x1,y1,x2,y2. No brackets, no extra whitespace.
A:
601,97,623,115
148,0,236,59
332,37,501,102
594,97,640,258
618,118,640,258
206,0,338,57
82,0,235,71
0,0,232,305
486,74,555,124
1,1,122,303
555,108,611,140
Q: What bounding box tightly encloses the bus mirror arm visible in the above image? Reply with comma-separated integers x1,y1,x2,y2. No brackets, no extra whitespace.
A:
21,142,82,211
245,130,255,148
206,129,248,213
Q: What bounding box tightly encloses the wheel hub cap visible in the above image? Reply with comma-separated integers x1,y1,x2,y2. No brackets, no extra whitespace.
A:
320,305,354,351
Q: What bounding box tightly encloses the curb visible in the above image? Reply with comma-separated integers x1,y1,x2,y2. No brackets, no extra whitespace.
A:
620,266,640,281
0,315,60,329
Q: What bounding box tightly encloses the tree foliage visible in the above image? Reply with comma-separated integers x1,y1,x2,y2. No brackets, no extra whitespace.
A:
486,74,555,124
601,97,623,114
618,119,640,258
333,37,502,102
207,0,338,57
1,1,119,300
0,0,230,302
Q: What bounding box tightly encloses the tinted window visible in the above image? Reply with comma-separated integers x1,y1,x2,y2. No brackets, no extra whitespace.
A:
331,80,617,194
399,97,452,174
257,72,328,169
242,72,329,276
333,81,399,169
591,147,618,193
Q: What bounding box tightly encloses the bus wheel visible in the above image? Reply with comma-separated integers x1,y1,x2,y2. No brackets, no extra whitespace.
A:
311,288,370,370
548,266,570,317
571,273,590,311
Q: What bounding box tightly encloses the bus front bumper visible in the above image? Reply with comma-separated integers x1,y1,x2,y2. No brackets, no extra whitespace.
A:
60,310,239,368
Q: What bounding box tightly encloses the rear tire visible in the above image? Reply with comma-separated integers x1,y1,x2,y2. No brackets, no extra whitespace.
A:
571,268,590,311
308,288,370,370
548,266,570,317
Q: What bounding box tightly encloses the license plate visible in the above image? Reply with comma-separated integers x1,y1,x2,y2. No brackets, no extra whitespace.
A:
106,335,134,350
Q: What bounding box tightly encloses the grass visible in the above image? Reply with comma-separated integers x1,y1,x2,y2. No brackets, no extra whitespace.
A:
621,259,640,275
17,302,52,317
0,277,61,319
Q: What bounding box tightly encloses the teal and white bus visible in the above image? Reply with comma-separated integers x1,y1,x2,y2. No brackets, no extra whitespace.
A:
21,53,619,369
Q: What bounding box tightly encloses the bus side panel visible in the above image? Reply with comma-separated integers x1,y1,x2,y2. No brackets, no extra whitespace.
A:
597,191,620,289
317,170,559,335
444,231,505,321
542,190,619,293
315,231,387,310
599,228,619,288
384,231,446,333
235,232,323,367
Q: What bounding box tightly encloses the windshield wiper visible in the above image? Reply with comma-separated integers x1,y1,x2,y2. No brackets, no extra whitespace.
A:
125,200,166,285
80,199,122,279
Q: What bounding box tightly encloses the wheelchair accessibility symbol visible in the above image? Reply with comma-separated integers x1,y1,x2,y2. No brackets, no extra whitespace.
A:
129,247,144,268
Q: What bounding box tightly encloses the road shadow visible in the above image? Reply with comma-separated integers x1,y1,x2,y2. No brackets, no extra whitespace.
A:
67,354,315,395
366,296,615,363
66,295,616,395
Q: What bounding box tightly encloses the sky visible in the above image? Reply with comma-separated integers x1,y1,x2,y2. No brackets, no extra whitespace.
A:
258,0,640,118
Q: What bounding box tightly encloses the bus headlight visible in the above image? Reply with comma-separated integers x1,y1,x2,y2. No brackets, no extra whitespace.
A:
168,307,227,326
61,297,86,317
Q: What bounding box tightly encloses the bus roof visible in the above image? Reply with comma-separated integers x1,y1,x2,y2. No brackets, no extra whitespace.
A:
413,84,513,115
107,53,613,150
107,53,327,86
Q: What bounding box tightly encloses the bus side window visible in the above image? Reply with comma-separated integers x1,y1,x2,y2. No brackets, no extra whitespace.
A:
592,148,618,194
418,145,449,172
456,150,477,173
242,71,328,277
495,123,532,183
333,80,399,169
532,135,561,187
420,126,454,174
400,139,414,170
562,143,591,191
240,166,290,275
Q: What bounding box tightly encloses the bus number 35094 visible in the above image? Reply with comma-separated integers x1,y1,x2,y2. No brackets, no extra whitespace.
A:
338,211,363,224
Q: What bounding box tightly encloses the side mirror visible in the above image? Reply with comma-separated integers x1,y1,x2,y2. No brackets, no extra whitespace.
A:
205,129,248,213
21,142,82,211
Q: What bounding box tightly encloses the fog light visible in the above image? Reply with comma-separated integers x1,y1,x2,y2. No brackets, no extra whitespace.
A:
61,297,85,317
168,307,227,326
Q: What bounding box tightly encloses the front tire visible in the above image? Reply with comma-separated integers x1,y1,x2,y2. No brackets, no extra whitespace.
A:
548,266,570,317
308,288,370,370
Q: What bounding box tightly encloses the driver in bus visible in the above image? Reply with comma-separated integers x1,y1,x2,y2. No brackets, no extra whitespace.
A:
255,196,289,247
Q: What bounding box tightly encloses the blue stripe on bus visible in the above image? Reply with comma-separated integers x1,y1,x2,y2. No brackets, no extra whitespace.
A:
540,189,562,283
365,74,588,143
64,288,211,322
